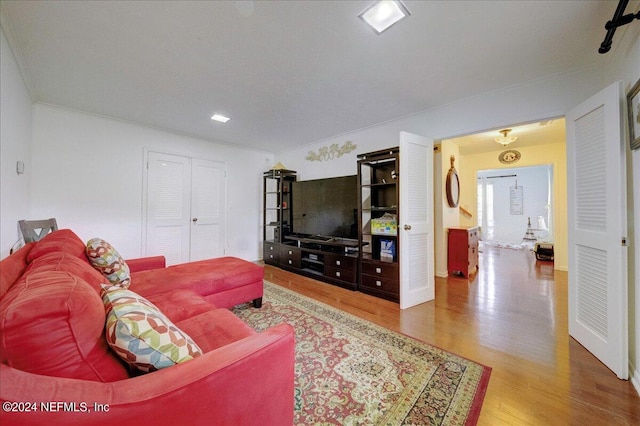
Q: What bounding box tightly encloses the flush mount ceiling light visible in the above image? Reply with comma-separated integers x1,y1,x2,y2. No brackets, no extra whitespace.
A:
495,129,518,146
211,113,231,123
358,0,411,35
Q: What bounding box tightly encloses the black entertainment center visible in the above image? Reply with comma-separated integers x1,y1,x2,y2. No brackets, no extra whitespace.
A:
262,170,364,290
263,147,401,302
277,234,361,290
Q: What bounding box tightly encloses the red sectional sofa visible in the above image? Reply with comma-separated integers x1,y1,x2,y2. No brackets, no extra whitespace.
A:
0,229,295,425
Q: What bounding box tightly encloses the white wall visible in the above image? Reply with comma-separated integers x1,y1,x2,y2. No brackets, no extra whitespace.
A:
278,66,603,174
0,27,32,258
29,104,273,261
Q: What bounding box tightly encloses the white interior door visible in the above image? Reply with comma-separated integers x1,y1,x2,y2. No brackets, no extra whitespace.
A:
566,81,628,379
145,152,227,265
145,152,191,265
399,131,434,309
190,159,226,261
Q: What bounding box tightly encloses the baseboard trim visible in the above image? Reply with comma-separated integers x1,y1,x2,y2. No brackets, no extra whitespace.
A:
631,362,640,396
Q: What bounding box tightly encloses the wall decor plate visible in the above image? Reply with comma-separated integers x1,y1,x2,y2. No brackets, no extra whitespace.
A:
498,149,521,164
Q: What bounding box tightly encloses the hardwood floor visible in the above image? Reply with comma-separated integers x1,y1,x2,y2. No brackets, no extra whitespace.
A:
262,244,640,425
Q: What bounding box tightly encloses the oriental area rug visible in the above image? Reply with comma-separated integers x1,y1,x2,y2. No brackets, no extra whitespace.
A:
231,281,491,425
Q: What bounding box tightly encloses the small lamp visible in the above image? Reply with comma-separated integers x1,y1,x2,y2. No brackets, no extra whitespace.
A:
495,129,517,146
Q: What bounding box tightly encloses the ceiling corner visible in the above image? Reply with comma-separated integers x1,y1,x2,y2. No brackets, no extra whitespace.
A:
1,2,37,101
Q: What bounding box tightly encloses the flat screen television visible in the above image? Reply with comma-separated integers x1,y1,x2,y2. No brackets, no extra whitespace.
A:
292,175,358,240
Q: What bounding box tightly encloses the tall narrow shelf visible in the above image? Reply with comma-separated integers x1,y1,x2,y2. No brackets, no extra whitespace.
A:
357,147,400,302
263,168,296,266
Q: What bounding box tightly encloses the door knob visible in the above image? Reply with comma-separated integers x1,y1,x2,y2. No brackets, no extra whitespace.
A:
404,224,412,230
192,218,198,223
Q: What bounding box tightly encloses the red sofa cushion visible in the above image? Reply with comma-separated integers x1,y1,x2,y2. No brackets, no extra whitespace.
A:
0,271,129,382
25,251,107,293
176,309,256,353
146,289,217,323
0,243,33,299
131,257,263,298
27,229,87,263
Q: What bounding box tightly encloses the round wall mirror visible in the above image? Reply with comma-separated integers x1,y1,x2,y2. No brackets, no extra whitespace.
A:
446,155,460,208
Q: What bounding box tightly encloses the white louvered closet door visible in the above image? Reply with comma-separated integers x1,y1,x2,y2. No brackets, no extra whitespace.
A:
190,159,226,261
145,152,227,266
566,81,628,379
399,131,434,309
145,152,192,265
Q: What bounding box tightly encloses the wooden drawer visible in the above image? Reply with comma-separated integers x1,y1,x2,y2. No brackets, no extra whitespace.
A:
280,245,301,268
325,265,356,283
360,274,399,296
263,242,280,265
361,261,398,279
324,253,357,270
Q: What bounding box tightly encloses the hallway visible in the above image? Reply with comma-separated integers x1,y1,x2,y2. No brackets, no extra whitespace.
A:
264,244,640,425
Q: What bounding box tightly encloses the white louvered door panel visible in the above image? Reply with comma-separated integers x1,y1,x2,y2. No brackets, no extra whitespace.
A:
145,152,191,265
566,81,628,379
190,159,226,261
399,131,434,309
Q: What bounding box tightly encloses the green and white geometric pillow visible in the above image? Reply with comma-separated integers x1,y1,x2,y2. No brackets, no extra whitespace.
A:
86,238,131,287
101,285,203,373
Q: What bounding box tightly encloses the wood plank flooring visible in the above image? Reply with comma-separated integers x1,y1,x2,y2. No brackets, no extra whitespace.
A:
262,244,640,425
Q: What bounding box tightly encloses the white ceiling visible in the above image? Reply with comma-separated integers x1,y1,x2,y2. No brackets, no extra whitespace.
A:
0,1,624,153
449,118,566,156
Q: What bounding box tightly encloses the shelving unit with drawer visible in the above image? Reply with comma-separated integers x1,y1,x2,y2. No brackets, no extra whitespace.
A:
357,147,400,302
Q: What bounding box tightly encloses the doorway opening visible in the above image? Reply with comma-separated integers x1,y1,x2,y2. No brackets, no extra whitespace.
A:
477,164,553,250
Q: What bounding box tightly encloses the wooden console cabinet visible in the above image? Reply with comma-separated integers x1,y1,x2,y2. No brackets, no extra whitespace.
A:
447,227,479,278
264,237,359,290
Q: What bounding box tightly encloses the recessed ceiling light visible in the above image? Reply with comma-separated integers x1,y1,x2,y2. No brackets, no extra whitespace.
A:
358,1,411,35
211,114,231,123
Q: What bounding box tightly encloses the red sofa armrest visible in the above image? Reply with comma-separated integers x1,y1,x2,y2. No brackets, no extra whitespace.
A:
126,256,166,272
0,323,295,426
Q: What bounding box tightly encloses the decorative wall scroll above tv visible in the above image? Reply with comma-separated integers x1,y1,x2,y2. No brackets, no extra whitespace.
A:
306,140,357,162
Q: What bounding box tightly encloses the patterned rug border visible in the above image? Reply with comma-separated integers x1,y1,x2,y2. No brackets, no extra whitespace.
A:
242,281,492,425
